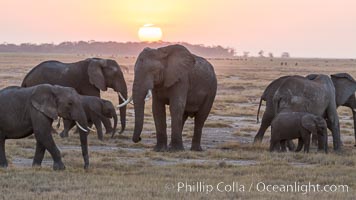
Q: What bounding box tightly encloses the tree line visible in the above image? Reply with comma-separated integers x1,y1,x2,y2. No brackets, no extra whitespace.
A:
0,41,236,58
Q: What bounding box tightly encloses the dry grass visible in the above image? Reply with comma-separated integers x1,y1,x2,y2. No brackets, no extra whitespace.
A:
0,53,356,199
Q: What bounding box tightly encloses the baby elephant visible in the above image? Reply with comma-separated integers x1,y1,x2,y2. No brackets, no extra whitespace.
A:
59,96,118,140
270,112,328,153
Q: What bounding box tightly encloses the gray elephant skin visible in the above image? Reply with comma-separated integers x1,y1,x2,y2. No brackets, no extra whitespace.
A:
21,58,128,135
132,44,217,151
330,73,356,146
270,112,328,153
0,84,90,170
60,95,118,141
254,74,341,150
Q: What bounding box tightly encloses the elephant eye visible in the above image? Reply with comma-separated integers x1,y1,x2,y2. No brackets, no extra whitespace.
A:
68,101,73,106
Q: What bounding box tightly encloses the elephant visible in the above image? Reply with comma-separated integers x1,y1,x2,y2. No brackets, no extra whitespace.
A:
0,84,90,170
330,73,356,147
254,75,296,150
271,75,340,150
270,112,328,153
21,58,130,136
131,44,217,151
59,95,118,141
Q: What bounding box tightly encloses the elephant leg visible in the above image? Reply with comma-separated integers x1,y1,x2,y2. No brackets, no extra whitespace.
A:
326,107,341,151
32,141,46,167
92,117,104,141
311,134,318,147
254,103,274,143
101,117,113,135
60,120,75,138
34,127,65,170
191,99,213,151
302,135,311,153
152,99,167,152
280,140,287,152
0,139,7,168
269,140,279,152
287,140,296,151
352,109,356,147
295,138,303,152
79,131,89,169
168,97,185,151
182,113,189,128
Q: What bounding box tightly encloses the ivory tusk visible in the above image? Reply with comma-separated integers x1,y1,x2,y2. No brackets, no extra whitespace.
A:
75,121,88,132
87,126,96,132
118,92,127,102
145,89,152,101
117,96,132,108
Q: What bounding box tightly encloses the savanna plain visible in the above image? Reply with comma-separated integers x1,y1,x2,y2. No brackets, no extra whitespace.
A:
0,53,355,199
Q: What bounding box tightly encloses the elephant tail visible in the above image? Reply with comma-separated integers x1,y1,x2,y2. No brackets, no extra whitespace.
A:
256,97,263,123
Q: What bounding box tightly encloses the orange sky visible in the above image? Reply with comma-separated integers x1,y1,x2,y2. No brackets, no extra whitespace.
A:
0,0,355,58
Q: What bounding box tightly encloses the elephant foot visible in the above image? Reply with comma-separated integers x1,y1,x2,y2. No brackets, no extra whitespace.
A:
0,162,8,169
53,162,66,171
168,143,185,152
84,164,89,170
191,145,203,151
97,135,104,141
253,136,263,144
59,131,68,138
154,144,168,152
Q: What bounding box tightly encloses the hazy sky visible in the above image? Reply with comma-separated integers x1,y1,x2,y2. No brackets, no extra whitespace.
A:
1,0,355,58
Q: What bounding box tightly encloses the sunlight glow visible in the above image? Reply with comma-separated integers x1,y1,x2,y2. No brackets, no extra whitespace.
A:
138,24,163,42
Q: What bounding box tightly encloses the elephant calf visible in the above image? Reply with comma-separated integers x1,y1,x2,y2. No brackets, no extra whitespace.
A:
270,112,328,153
59,95,118,141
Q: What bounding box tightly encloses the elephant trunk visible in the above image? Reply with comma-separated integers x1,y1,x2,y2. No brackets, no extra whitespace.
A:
72,108,89,133
114,77,127,134
111,110,118,138
132,83,146,143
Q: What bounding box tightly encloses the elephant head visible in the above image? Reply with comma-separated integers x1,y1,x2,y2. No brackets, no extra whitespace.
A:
31,84,89,132
132,45,195,143
87,58,128,133
301,114,328,153
330,73,356,107
100,99,118,137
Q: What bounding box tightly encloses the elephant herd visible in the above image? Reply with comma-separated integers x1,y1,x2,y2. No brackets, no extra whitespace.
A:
0,44,355,170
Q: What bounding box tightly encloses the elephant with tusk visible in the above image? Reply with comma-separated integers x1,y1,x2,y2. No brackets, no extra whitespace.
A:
59,95,118,141
131,44,217,152
0,84,90,170
21,58,129,135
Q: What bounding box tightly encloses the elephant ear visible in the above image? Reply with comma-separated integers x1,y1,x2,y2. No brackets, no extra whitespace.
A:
331,73,356,106
158,45,196,88
31,85,58,120
301,115,317,134
88,59,107,91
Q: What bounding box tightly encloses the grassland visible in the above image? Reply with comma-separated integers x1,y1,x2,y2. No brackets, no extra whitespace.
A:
0,53,356,199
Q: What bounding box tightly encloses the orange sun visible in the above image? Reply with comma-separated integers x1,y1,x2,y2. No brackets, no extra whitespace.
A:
138,24,163,42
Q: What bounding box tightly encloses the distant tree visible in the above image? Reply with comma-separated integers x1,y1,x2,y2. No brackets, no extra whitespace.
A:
243,51,249,58
258,50,264,57
268,52,274,58
281,52,290,58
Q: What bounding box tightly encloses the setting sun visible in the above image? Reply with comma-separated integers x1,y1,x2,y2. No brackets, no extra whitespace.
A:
138,24,163,42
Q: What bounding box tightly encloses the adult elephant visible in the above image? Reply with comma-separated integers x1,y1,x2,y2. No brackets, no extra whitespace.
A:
330,73,356,146
254,75,291,142
131,44,217,151
21,58,129,135
0,84,90,170
272,75,341,150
